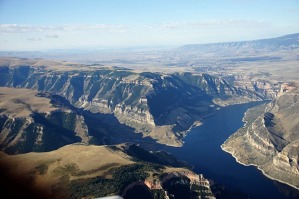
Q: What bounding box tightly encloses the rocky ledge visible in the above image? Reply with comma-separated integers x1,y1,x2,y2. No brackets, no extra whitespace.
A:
0,58,273,148
222,82,299,189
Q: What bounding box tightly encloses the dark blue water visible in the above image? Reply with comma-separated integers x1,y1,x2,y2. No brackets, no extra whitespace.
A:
155,102,299,199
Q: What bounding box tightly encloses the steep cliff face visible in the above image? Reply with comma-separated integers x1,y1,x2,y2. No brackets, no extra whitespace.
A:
224,75,279,99
0,112,87,154
222,83,299,189
156,171,215,199
0,88,89,154
173,72,272,105
0,61,269,147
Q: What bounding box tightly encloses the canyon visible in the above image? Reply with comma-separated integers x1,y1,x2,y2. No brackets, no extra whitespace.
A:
222,83,299,189
1,32,299,198
0,58,273,153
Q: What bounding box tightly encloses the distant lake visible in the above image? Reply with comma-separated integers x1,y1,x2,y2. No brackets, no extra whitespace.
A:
155,102,299,199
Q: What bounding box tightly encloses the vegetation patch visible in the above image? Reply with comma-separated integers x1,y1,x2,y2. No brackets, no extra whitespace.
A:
69,163,164,199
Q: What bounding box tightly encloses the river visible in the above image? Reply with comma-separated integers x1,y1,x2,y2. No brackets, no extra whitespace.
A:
155,102,299,199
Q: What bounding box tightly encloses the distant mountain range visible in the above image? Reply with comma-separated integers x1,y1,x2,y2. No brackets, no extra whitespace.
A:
0,33,298,67
177,33,299,53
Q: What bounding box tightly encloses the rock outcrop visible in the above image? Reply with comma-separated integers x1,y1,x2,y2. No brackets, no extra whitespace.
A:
0,88,88,154
225,75,280,99
222,82,299,189
0,59,270,148
158,171,215,199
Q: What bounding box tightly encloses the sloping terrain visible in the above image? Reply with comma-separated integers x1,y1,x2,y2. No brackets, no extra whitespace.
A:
0,58,270,148
0,143,215,199
0,87,86,154
222,83,299,189
0,87,154,154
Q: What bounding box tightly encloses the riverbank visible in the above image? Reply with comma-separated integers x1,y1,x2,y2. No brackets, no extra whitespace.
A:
158,102,299,199
221,145,299,190
221,101,299,191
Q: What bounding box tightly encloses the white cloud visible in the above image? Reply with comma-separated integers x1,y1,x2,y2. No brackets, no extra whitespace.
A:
155,19,271,30
1,20,297,50
0,24,55,33
0,20,273,36
45,34,59,38
0,24,129,34
27,37,42,41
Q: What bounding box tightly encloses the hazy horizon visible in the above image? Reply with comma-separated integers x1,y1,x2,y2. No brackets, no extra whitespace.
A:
1,0,299,51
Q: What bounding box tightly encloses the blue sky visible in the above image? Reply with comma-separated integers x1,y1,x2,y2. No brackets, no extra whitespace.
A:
1,0,299,50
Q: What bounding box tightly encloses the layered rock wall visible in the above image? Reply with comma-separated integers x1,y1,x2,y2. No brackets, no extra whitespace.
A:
222,83,299,189
0,63,271,147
